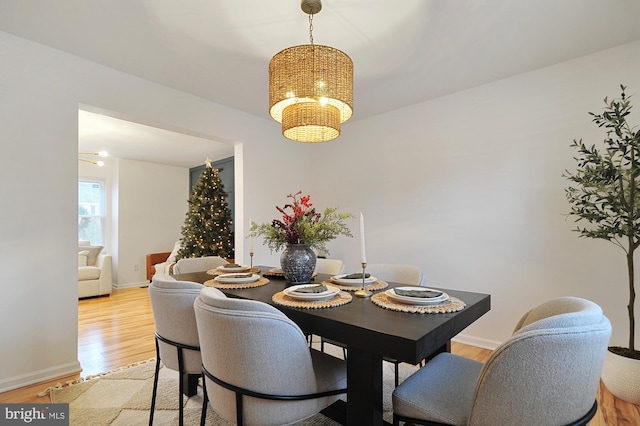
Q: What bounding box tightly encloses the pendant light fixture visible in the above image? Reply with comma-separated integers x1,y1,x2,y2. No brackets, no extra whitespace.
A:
78,151,108,166
269,0,353,143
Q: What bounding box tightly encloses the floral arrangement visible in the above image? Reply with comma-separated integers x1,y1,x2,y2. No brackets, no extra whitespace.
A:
250,191,353,253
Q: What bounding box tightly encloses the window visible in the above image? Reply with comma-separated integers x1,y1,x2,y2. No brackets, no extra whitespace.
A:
78,179,106,246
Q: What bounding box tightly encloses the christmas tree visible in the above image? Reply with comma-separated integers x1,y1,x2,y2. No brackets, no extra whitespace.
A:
176,160,234,260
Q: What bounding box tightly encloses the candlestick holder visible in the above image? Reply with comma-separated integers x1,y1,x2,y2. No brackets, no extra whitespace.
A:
249,252,254,269
354,262,372,298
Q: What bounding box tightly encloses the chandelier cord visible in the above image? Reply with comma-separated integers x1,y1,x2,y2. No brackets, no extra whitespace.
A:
308,13,314,45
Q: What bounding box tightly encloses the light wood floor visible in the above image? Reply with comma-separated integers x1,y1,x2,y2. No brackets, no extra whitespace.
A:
0,287,638,425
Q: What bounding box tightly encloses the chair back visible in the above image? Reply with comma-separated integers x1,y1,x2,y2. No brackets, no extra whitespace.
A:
315,258,346,275
469,297,611,426
366,263,424,286
148,277,204,373
194,287,329,425
173,256,228,274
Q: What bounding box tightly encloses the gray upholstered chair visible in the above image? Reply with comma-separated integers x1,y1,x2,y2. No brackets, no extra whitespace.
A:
366,263,425,287
173,255,229,274
314,258,346,275
194,287,347,426
309,257,346,347
148,277,205,426
392,297,612,426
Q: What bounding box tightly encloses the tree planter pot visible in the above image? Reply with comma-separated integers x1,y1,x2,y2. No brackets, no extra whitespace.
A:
601,349,640,405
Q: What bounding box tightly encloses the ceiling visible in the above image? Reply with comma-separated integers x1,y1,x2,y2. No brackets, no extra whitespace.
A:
3,0,640,167
78,110,234,168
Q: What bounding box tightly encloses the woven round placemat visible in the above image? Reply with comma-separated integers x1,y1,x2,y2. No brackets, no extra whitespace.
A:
272,290,352,309
371,293,466,314
206,267,261,276
322,279,389,292
204,277,270,289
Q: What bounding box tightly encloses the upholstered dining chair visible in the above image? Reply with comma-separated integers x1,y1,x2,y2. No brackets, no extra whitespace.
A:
194,286,348,426
392,297,612,426
366,263,426,287
148,276,205,426
173,255,228,274
321,262,427,385
314,258,347,275
307,257,347,347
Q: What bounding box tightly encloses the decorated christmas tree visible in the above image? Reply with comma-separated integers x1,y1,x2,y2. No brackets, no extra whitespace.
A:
176,160,234,260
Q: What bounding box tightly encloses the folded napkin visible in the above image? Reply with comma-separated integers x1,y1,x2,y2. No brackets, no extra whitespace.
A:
223,263,243,268
342,273,371,279
294,284,327,293
223,273,254,279
394,288,443,298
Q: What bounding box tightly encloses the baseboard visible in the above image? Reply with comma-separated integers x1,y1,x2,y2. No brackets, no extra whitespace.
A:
113,281,149,290
0,360,81,393
452,334,500,350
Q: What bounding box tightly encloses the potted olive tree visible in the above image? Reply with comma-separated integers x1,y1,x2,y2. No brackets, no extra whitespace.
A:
564,85,640,404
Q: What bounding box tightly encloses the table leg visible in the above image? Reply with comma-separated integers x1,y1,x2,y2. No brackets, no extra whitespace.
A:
346,346,385,426
182,373,199,397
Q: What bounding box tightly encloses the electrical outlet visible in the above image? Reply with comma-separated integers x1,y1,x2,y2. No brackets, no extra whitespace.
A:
133,264,139,271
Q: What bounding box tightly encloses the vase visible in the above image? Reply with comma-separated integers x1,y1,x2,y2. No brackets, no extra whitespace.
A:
601,349,640,405
280,244,316,284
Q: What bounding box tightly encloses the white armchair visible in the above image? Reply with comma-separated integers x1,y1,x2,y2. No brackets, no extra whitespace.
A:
78,253,113,298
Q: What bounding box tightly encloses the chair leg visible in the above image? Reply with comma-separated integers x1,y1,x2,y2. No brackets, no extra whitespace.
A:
200,376,208,426
149,339,161,426
394,361,399,388
393,413,400,426
235,392,244,425
320,337,348,359
177,348,185,426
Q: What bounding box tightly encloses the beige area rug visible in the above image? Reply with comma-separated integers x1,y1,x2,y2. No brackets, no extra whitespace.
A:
41,346,420,425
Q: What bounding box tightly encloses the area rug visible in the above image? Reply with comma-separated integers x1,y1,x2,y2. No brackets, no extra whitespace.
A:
41,350,419,425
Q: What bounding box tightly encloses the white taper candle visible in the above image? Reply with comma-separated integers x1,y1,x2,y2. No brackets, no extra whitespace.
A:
359,212,366,264
249,219,254,252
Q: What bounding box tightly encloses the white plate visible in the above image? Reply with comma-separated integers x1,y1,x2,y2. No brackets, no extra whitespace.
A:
385,287,449,305
217,264,251,273
215,273,260,284
284,284,341,301
330,274,377,286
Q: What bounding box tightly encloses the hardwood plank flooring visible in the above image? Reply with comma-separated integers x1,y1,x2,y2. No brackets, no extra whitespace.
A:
0,287,638,425
0,286,156,404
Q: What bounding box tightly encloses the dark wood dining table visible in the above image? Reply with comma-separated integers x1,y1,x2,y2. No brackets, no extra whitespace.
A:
174,266,491,426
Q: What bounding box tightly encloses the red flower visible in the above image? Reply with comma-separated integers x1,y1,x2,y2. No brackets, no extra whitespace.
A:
269,191,321,245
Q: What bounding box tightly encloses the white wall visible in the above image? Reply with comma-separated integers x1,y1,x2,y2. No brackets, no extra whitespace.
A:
115,159,188,286
0,31,307,391
315,40,640,349
2,28,640,391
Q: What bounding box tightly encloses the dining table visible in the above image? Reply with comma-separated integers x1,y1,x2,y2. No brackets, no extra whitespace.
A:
173,265,491,426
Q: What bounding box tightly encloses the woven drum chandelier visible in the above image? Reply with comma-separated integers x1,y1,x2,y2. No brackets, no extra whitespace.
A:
269,0,353,143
